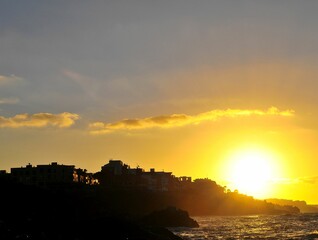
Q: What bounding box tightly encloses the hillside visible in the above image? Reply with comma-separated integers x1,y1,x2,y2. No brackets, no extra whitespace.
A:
267,199,318,213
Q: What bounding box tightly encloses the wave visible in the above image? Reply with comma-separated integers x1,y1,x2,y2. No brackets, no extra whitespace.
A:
171,214,318,240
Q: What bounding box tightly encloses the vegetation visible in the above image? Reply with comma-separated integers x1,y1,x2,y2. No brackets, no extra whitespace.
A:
87,178,299,216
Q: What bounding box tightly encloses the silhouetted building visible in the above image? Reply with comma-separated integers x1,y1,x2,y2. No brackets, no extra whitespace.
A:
176,176,192,190
141,168,174,191
101,160,125,175
10,162,97,187
97,160,142,188
0,170,8,180
96,160,190,192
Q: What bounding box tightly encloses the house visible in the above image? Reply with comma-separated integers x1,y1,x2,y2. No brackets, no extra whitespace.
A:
96,160,188,192
141,168,174,191
10,162,96,187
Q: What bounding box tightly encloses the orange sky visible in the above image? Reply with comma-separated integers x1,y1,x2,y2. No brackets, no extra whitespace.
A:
1,1,318,203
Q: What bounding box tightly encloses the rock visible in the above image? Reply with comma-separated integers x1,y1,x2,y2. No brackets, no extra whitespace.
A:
142,207,199,228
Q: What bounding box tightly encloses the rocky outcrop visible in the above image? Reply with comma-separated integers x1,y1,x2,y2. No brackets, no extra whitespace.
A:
142,207,199,228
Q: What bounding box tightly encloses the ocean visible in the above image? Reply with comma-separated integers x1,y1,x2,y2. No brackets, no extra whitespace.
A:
170,214,318,240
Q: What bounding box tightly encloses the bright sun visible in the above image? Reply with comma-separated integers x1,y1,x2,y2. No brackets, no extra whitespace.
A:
225,148,279,198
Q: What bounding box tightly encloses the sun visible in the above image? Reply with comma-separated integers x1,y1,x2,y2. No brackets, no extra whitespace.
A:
225,147,279,198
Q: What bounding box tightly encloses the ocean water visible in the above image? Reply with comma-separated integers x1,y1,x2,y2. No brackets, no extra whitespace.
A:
170,214,318,240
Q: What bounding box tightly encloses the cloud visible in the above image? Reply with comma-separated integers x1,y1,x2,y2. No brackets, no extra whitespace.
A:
63,69,99,100
298,176,318,184
0,74,23,85
89,107,295,134
0,98,19,105
0,112,80,128
273,176,318,185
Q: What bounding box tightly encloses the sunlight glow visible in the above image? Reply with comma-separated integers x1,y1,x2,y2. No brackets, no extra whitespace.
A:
225,147,280,199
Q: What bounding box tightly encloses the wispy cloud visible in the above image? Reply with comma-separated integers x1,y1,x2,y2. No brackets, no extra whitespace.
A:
0,112,80,128
273,176,318,185
0,74,23,85
89,107,295,135
63,69,99,100
298,176,318,184
0,98,19,105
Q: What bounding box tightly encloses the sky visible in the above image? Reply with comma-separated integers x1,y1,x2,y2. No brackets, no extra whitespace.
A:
1,0,318,203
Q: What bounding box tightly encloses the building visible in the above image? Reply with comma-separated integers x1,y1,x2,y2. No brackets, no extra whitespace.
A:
0,170,8,180
10,162,96,187
176,176,192,190
141,168,175,191
96,160,190,192
97,160,142,188
101,160,126,175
